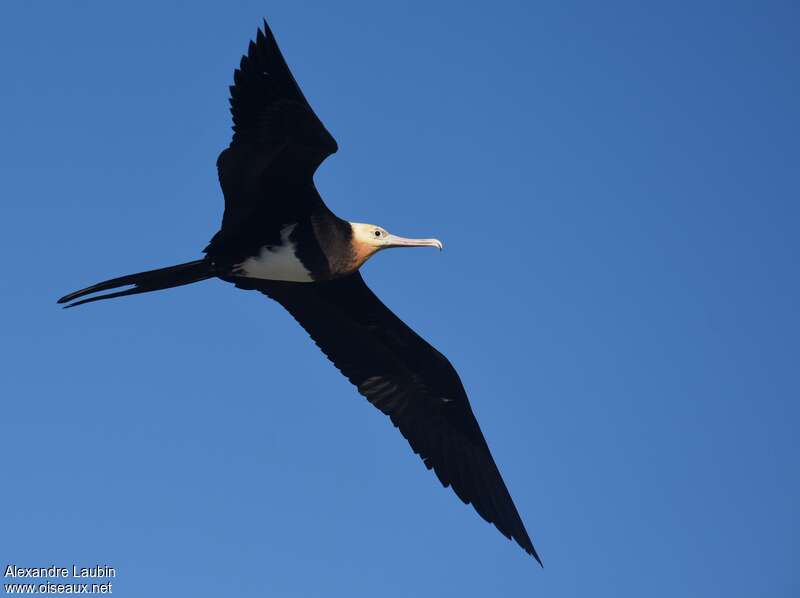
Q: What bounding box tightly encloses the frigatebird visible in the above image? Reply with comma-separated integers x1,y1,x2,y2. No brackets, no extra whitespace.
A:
58,19,541,564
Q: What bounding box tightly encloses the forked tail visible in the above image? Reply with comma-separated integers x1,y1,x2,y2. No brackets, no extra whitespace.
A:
57,259,215,308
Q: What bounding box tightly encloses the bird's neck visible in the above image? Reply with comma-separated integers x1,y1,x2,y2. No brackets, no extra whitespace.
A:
295,212,368,279
348,227,380,272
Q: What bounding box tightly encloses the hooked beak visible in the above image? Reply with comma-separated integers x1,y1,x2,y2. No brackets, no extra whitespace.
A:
384,234,443,251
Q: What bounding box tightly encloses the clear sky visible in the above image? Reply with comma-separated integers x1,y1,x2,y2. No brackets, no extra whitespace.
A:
1,1,797,596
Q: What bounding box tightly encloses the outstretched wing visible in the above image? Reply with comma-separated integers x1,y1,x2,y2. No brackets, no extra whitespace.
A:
242,273,541,563
210,20,338,253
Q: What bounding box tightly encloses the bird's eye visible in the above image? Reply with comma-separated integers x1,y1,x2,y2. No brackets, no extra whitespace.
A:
374,230,382,237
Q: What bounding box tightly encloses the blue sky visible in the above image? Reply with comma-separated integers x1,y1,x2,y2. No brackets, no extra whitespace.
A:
1,1,797,596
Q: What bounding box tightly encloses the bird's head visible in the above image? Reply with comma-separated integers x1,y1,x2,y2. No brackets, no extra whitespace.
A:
349,222,443,268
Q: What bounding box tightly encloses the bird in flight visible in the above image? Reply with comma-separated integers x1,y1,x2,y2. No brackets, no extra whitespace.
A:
58,19,541,564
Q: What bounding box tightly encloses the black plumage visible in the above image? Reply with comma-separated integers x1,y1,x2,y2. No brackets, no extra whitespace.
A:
58,19,541,564
207,22,340,272
245,273,541,562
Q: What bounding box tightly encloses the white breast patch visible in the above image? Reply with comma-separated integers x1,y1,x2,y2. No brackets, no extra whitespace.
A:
237,224,314,282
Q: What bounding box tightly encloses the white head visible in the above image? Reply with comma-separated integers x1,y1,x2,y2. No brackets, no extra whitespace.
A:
349,222,443,267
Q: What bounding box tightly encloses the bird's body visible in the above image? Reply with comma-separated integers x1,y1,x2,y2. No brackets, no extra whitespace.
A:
59,19,540,564
235,223,316,282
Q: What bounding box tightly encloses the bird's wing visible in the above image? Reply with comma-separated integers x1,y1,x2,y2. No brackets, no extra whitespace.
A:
210,20,338,251
242,272,541,563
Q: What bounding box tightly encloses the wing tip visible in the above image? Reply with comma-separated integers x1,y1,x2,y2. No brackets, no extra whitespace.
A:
526,542,543,567
506,520,542,566
261,17,273,38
